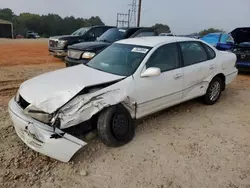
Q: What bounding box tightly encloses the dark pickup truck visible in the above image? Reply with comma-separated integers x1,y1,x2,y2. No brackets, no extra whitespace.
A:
65,27,157,67
48,25,114,58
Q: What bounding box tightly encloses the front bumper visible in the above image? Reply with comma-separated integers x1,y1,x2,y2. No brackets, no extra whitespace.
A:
65,57,89,67
49,49,68,57
236,61,250,72
8,98,86,162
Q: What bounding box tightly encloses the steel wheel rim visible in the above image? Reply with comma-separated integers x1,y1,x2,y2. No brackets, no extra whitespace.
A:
112,113,129,140
209,81,221,101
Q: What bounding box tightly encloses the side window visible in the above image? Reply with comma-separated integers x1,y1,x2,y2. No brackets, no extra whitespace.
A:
180,42,208,66
146,43,180,72
202,43,216,60
134,31,155,37
89,28,104,38
220,34,229,43
227,36,234,43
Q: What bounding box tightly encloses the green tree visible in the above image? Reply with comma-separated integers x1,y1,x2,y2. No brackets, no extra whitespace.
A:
152,23,171,34
199,28,224,37
0,8,14,21
0,8,105,37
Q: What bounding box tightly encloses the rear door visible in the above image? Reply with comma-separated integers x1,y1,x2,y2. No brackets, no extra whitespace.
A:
179,41,217,102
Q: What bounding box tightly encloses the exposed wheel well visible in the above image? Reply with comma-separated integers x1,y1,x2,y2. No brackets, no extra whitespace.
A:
214,73,226,90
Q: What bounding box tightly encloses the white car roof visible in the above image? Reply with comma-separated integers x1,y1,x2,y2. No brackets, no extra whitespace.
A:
116,36,199,47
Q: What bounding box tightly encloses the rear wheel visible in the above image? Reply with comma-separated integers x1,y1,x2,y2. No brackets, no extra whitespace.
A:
97,105,135,147
203,77,222,105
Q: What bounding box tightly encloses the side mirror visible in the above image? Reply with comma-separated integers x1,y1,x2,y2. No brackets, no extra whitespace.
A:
141,67,161,78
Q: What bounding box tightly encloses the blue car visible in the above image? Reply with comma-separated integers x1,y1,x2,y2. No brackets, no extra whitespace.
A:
200,33,235,51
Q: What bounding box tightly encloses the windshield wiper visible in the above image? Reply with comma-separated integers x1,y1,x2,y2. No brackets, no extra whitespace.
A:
99,39,112,43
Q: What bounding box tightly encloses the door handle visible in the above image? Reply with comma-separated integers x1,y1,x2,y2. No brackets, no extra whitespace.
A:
174,74,183,80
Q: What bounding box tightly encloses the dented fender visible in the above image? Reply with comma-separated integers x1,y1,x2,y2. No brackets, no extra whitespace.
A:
58,77,136,129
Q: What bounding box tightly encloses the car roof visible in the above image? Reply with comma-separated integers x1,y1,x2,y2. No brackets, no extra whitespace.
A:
115,36,199,47
92,25,115,28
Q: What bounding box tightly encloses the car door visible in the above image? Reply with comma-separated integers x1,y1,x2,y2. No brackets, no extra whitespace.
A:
132,42,184,118
179,41,217,102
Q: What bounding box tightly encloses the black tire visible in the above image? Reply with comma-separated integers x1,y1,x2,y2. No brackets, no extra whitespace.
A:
97,104,135,147
203,77,223,105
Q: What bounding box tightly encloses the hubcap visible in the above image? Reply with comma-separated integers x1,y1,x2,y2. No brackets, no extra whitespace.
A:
112,113,129,140
209,81,221,101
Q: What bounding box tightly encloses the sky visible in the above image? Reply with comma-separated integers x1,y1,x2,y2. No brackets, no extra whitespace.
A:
0,0,249,34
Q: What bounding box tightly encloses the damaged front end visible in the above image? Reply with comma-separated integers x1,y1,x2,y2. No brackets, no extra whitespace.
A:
9,77,136,162
8,98,86,162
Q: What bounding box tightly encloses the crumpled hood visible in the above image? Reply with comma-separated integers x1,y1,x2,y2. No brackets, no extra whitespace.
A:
19,65,124,114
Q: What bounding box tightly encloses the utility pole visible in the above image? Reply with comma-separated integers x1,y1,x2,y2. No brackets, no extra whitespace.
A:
137,0,142,27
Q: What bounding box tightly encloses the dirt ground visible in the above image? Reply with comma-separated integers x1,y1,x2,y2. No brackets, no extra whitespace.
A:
0,39,250,188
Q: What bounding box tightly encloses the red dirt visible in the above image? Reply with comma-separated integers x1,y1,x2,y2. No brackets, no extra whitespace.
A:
0,39,62,67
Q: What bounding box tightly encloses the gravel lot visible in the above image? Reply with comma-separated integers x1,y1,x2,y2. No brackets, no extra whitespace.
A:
0,39,250,188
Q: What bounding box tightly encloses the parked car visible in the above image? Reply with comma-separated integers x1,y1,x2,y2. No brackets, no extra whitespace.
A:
8,37,238,162
65,27,157,67
159,33,174,36
231,27,250,71
200,33,235,51
15,35,24,39
26,31,40,39
48,25,114,58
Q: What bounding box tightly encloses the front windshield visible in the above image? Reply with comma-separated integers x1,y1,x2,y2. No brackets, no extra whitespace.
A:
86,43,151,76
98,28,125,43
71,27,90,36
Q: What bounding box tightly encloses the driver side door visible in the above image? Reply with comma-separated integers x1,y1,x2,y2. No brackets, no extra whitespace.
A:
132,43,184,118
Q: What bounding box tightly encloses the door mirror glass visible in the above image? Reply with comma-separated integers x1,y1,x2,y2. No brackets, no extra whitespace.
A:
141,67,161,77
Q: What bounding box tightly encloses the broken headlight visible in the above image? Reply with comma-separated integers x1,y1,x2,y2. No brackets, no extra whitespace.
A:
14,90,20,102
24,105,52,124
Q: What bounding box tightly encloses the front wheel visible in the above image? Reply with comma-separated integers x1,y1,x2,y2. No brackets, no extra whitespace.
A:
97,105,135,147
203,77,222,105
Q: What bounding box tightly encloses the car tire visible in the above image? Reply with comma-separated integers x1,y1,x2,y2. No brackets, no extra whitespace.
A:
97,104,135,147
203,77,222,105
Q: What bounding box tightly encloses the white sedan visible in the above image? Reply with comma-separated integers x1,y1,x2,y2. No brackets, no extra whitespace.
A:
8,37,238,162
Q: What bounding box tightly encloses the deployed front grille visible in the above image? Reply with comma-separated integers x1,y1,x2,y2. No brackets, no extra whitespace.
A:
49,40,58,48
68,50,83,59
18,95,30,109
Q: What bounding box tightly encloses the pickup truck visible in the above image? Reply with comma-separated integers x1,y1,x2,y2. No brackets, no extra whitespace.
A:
65,27,157,67
48,25,114,58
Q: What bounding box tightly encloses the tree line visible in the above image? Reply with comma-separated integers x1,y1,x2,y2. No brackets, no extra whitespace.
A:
0,8,223,38
0,8,104,37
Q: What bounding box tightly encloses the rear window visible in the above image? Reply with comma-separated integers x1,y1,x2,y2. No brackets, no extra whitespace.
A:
202,43,216,60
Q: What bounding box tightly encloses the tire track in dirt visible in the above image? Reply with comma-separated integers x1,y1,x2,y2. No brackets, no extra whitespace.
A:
0,87,19,96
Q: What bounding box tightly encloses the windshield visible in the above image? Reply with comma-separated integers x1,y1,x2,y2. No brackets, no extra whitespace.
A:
98,28,125,43
71,27,90,36
201,33,220,46
86,43,151,76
